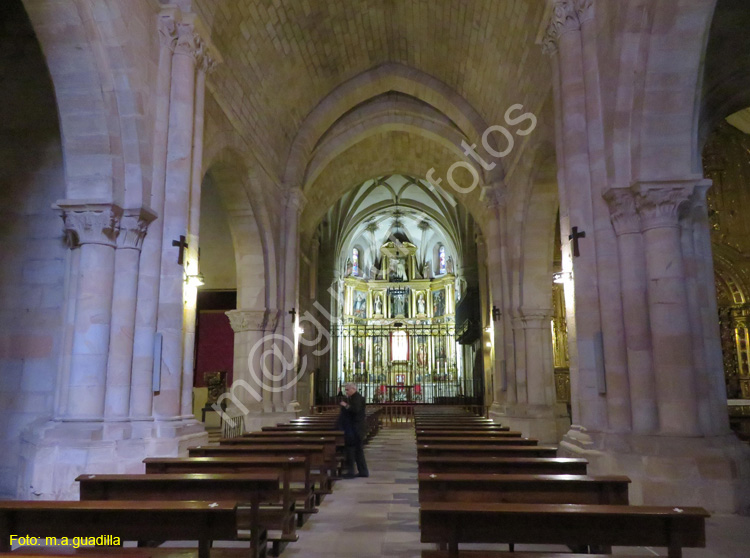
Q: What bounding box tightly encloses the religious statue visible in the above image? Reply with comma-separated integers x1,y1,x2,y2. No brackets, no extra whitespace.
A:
374,293,383,315
417,292,426,314
392,292,406,317
422,260,432,279
446,255,454,274
389,257,407,281
345,258,353,277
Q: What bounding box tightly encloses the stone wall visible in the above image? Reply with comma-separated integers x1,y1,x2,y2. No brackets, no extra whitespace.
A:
0,0,66,498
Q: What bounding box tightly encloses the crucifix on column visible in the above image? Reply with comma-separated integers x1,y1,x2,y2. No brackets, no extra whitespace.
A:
172,235,188,265
568,227,586,257
289,308,296,322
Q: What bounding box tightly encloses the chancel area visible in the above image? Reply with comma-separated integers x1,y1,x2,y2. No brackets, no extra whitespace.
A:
2,2,750,549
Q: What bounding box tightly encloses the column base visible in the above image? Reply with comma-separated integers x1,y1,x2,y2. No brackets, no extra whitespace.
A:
489,402,571,444
18,417,208,500
559,425,750,514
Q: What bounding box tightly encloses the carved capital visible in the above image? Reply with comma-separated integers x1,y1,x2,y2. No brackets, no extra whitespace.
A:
117,207,158,250
174,22,198,58
56,201,123,248
226,309,268,333
632,181,695,231
158,12,178,49
574,0,594,23
603,188,640,236
194,35,219,74
543,0,580,55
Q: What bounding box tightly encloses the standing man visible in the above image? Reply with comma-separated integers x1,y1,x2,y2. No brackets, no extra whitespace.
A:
339,382,369,478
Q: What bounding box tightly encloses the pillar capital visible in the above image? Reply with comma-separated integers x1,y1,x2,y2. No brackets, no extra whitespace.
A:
227,308,281,333
117,207,158,250
171,12,222,67
603,188,641,236
631,180,697,230
157,11,178,49
542,0,579,55
480,183,507,209
55,200,123,248
286,189,307,214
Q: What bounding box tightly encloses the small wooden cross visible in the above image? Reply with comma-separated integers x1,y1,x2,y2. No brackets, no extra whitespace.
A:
289,308,296,322
172,235,188,265
568,227,586,258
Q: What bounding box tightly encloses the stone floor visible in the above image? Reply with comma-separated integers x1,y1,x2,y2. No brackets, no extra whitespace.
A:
285,425,750,558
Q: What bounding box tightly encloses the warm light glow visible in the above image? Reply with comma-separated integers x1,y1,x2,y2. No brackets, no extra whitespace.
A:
485,341,492,348
185,273,205,288
392,330,408,360
295,325,305,335
484,326,492,334
552,271,571,284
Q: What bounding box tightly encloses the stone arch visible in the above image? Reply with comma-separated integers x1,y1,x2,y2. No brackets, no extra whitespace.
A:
22,0,157,205
284,62,502,189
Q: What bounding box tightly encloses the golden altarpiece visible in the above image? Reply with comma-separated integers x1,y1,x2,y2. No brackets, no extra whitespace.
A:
334,240,463,403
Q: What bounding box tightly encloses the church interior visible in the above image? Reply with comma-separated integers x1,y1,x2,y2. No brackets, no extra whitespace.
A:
1,0,750,555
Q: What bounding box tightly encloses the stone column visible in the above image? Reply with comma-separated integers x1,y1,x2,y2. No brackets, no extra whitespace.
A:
181,43,216,418
104,208,156,419
603,188,658,433
131,11,177,419
153,19,198,420
278,189,306,411
57,202,122,419
226,309,271,415
545,0,608,429
633,182,700,435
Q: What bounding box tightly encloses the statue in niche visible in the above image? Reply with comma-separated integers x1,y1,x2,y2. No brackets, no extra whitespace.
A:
374,293,383,315
389,257,407,281
417,292,426,315
422,260,432,279
392,292,406,317
345,258,353,277
446,255,454,274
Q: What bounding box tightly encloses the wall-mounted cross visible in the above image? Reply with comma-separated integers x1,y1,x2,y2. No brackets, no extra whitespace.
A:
289,308,296,322
172,235,188,265
568,227,586,258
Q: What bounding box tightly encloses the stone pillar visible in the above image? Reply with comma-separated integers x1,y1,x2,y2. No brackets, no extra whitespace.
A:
544,0,608,430
104,208,156,419
633,182,699,436
57,202,122,419
278,189,306,412
131,11,177,419
181,44,216,418
153,20,198,420
603,189,658,433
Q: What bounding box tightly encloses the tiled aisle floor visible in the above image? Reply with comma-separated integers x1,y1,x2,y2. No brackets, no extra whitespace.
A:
284,425,750,558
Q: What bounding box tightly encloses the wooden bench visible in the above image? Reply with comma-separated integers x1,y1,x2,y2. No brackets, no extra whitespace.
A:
77,474,278,558
0,501,247,558
417,444,557,458
188,444,332,504
418,456,588,475
418,473,629,505
415,425,510,432
143,456,314,528
416,430,521,438
419,502,709,558
417,437,538,446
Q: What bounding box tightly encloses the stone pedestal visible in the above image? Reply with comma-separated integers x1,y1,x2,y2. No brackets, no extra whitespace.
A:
559,426,750,514
18,418,207,500
490,402,570,444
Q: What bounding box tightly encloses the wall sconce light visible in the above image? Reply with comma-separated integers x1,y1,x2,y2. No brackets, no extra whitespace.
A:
484,326,492,334
492,306,501,321
485,341,492,348
295,325,305,336
185,273,205,288
553,271,572,284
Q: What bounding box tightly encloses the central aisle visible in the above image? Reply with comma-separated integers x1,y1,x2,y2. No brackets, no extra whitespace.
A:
288,426,423,558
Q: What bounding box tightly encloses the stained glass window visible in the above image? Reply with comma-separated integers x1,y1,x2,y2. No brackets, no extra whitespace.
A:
439,245,446,274
352,248,359,275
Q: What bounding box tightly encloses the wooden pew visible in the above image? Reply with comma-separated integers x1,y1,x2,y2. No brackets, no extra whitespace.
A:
143,456,313,529
415,425,509,432
0,501,245,558
415,430,521,438
188,444,332,504
77,474,278,558
418,456,588,475
237,433,345,476
419,502,709,558
417,444,557,458
416,437,538,446
418,473,630,505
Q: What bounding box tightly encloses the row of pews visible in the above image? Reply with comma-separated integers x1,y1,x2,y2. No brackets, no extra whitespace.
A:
0,407,382,558
414,407,710,558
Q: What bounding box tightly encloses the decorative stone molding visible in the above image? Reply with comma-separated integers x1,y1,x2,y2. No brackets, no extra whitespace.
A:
226,309,269,333
117,207,157,250
543,0,580,55
688,179,713,212
56,201,123,248
514,308,554,330
157,12,178,49
603,188,641,236
173,21,198,58
574,0,594,23
632,181,695,231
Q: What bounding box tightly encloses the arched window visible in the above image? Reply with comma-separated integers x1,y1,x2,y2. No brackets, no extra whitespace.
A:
438,245,446,275
352,248,359,275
